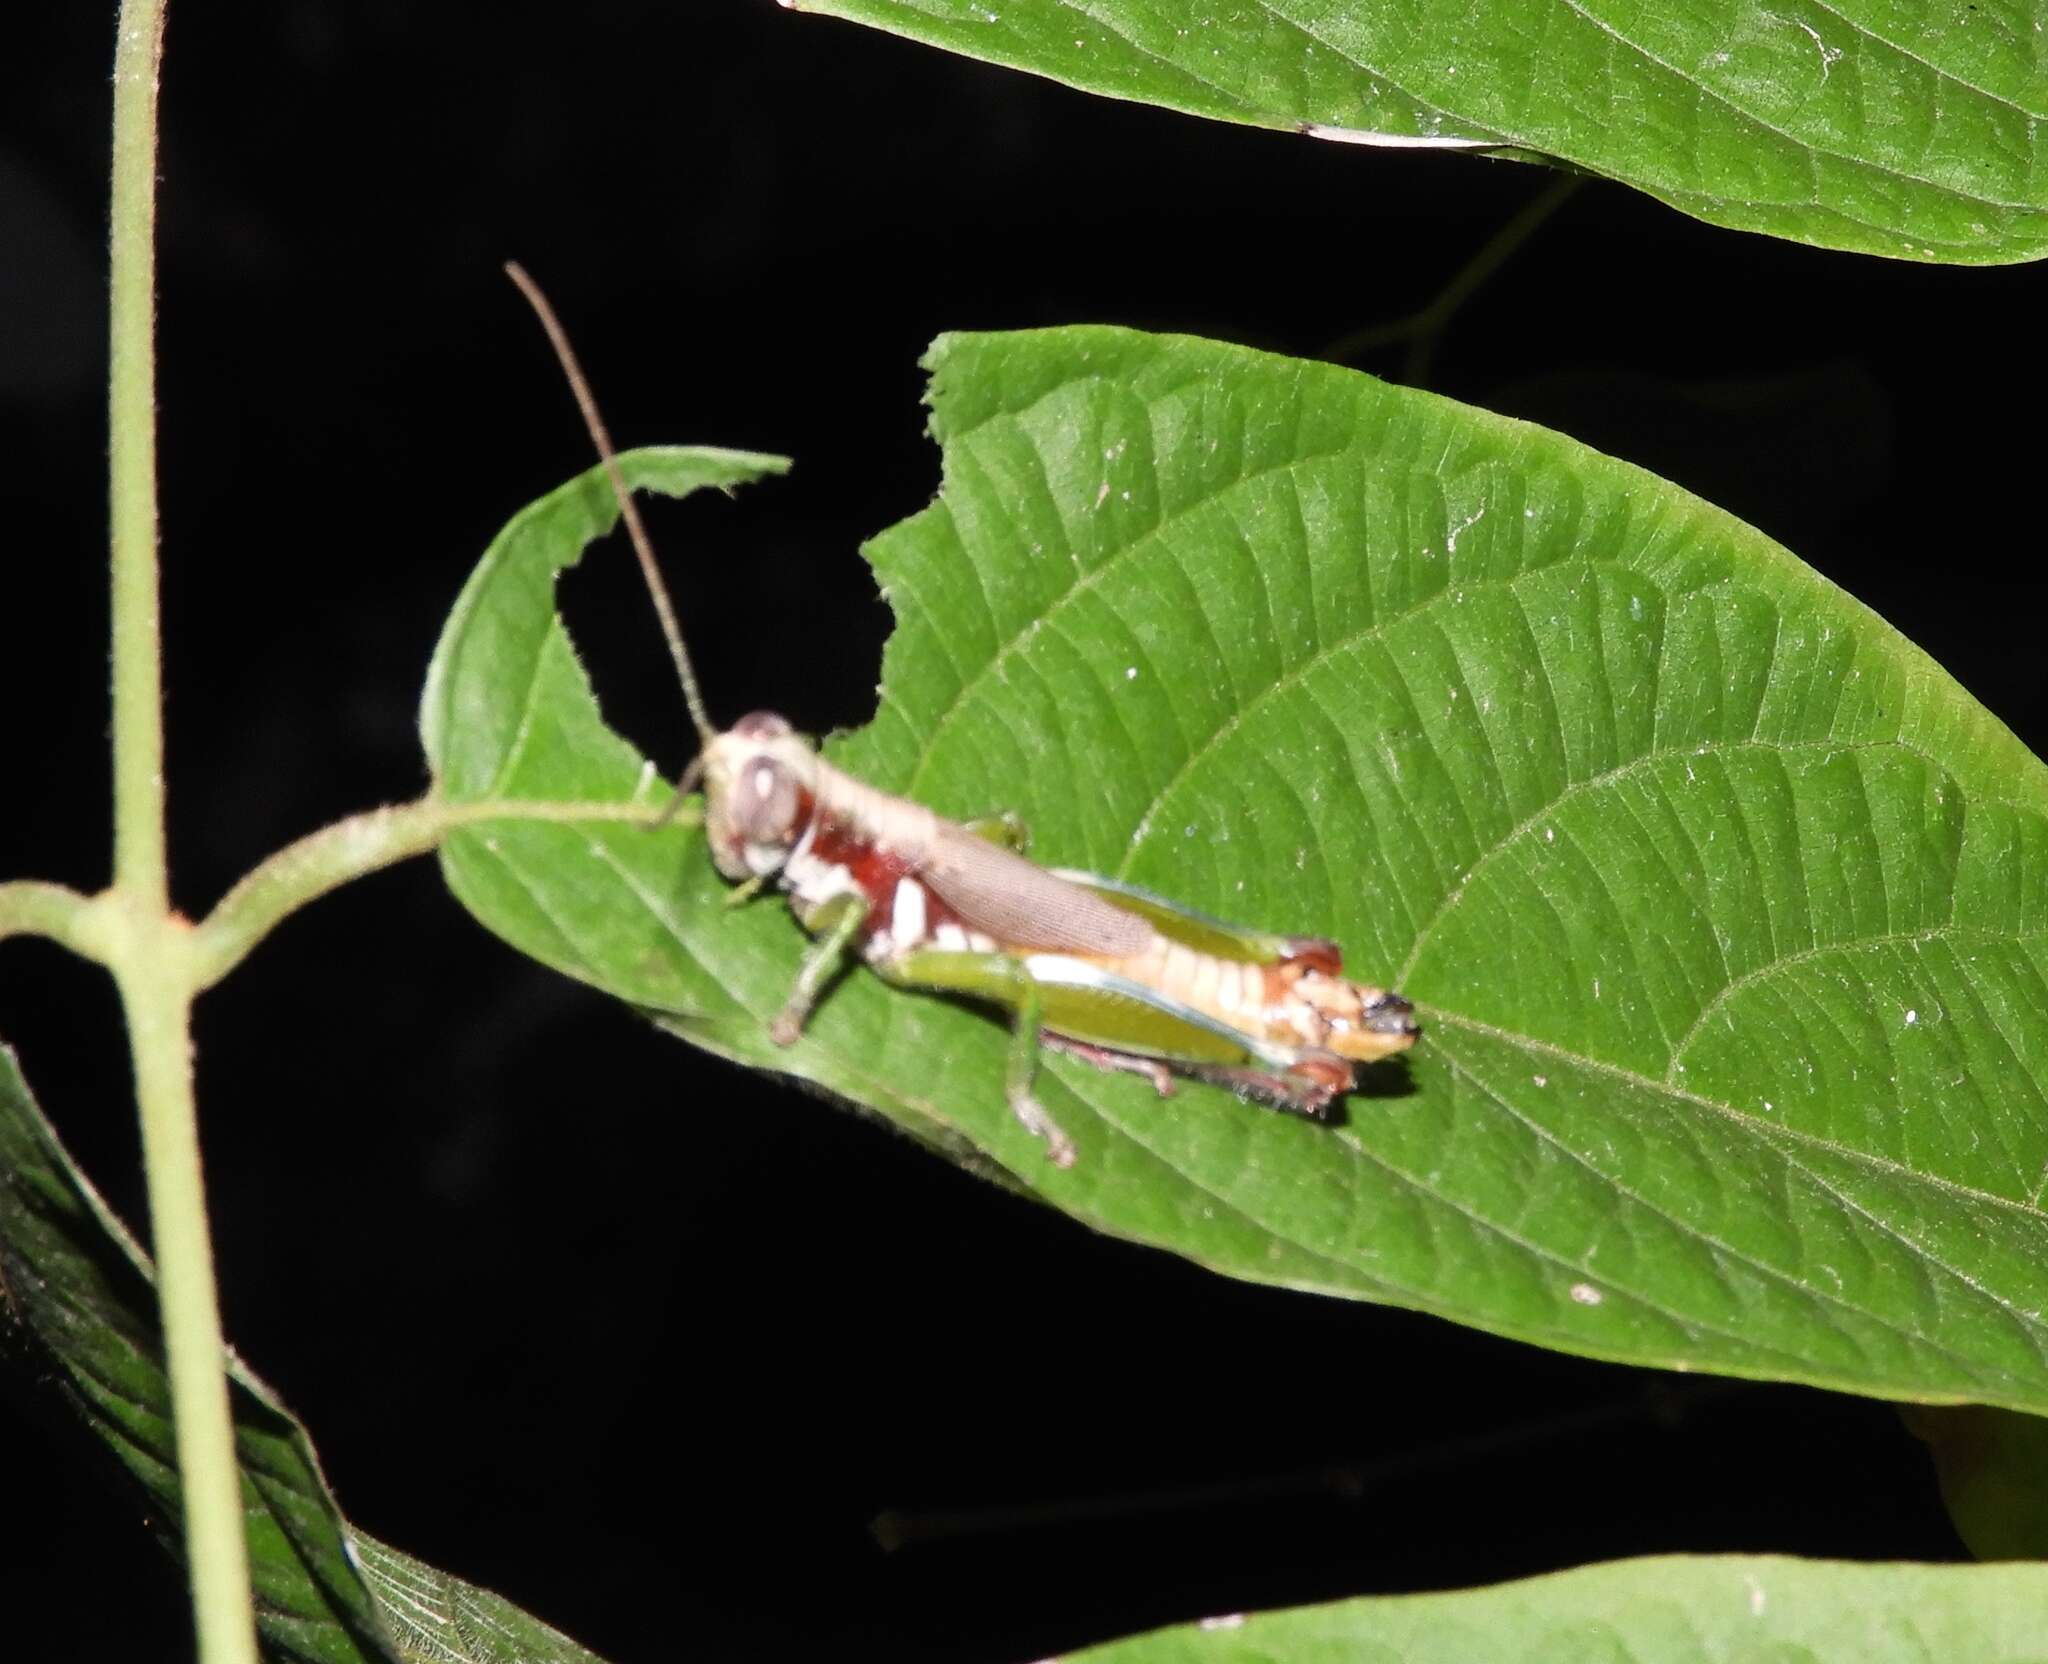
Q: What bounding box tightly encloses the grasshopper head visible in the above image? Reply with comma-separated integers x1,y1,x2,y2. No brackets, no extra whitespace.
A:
701,711,820,881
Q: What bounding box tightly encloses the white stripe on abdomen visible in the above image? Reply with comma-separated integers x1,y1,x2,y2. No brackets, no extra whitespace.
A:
890,876,927,952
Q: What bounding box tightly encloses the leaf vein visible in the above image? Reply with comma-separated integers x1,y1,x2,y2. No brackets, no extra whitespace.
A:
1399,737,1927,987
1431,1039,1937,1378
1663,924,2033,1076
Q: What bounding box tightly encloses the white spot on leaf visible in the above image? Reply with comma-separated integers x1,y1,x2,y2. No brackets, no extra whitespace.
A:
1446,503,1485,552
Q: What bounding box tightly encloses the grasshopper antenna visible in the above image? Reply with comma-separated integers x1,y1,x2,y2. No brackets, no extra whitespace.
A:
504,261,718,759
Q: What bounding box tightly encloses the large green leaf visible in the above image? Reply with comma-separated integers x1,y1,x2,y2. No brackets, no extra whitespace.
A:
0,1046,610,1664
782,0,2048,265
422,328,2048,1415
1069,1555,2048,1661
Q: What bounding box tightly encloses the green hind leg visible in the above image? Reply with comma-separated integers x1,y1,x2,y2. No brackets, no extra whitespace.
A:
877,948,1075,1168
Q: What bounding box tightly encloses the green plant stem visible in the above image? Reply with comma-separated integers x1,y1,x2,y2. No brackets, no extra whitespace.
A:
111,0,168,911
0,798,684,982
188,795,687,990
1325,173,1583,382
119,956,251,1659
0,881,99,956
77,13,707,1655
108,2,259,1659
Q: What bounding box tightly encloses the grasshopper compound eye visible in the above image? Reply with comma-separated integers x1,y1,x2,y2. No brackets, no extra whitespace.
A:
735,755,805,852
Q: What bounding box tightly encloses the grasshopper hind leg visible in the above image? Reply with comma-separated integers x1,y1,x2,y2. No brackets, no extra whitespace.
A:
1187,1055,1355,1123
1040,1033,1177,1098
1005,1074,1077,1170
1002,972,1077,1169
876,947,1077,1168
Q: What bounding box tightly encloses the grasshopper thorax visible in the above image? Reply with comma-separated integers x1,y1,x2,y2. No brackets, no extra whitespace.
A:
702,711,821,881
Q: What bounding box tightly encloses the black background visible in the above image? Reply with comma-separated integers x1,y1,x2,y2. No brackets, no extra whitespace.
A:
4,4,2044,1661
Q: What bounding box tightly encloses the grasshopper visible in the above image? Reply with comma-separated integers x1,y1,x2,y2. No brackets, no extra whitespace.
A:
507,265,1419,1168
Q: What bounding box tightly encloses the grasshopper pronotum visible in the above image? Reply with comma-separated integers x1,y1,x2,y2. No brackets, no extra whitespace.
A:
507,266,1419,1167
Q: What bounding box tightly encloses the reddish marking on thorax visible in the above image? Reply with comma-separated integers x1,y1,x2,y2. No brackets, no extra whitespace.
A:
802,809,967,945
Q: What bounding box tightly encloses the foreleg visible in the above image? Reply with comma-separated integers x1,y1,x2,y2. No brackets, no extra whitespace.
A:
769,892,870,1046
